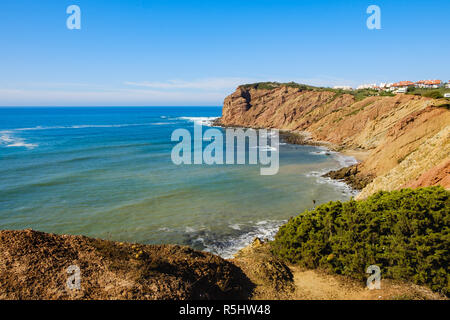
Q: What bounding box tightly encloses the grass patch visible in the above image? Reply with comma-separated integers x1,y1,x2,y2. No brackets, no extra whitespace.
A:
239,82,320,91
351,89,394,101
239,82,395,102
407,87,450,99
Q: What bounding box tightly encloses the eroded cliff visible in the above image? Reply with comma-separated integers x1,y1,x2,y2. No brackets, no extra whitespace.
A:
217,85,450,198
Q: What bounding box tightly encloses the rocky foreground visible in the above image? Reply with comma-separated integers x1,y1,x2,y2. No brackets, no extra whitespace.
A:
0,230,446,300
216,84,450,198
0,229,252,300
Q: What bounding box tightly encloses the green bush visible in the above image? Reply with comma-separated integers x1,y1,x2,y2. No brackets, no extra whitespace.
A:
423,91,444,99
271,187,450,295
407,87,450,99
239,82,317,91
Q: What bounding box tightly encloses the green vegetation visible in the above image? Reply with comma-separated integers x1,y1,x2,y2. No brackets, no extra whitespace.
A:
239,82,394,101
271,187,450,295
351,89,394,101
424,91,444,99
239,82,450,102
407,87,450,99
239,82,320,91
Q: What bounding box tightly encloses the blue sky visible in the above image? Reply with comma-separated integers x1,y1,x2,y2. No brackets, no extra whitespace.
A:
0,0,449,106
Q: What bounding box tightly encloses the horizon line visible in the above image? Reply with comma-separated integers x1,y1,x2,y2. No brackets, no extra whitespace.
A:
0,105,224,108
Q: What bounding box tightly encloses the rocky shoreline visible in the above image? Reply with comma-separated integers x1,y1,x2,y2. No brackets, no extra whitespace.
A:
273,130,375,191
213,118,373,192
323,165,375,191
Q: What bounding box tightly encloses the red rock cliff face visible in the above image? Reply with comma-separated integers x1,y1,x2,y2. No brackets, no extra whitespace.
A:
218,86,450,197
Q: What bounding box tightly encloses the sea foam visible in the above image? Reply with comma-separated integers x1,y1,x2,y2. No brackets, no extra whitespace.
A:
178,117,219,126
0,131,37,149
202,220,286,259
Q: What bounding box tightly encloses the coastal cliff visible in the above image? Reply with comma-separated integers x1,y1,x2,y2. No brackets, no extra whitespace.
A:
216,84,450,198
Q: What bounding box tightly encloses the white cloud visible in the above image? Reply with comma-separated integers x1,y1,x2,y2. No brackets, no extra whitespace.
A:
0,77,260,106
0,88,227,106
124,77,255,91
0,76,359,106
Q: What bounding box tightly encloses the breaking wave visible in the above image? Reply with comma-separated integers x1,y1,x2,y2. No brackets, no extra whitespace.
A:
177,117,219,126
0,131,37,149
177,220,286,259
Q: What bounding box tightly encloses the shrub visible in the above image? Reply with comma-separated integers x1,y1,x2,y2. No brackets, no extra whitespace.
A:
271,186,450,295
239,82,317,91
423,91,444,99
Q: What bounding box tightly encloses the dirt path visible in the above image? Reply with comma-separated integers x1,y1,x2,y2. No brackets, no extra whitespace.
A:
289,267,445,300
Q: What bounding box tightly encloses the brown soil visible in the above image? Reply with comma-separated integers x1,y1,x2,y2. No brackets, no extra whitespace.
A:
289,268,446,300
230,238,295,300
403,158,450,189
0,229,253,300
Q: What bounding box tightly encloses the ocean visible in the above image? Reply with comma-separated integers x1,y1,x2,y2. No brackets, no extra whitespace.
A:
0,107,357,258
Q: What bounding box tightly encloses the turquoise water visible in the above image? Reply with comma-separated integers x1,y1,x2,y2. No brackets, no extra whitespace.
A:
0,107,356,257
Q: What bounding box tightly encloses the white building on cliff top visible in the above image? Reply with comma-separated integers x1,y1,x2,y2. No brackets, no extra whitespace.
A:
415,80,443,89
333,86,353,90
